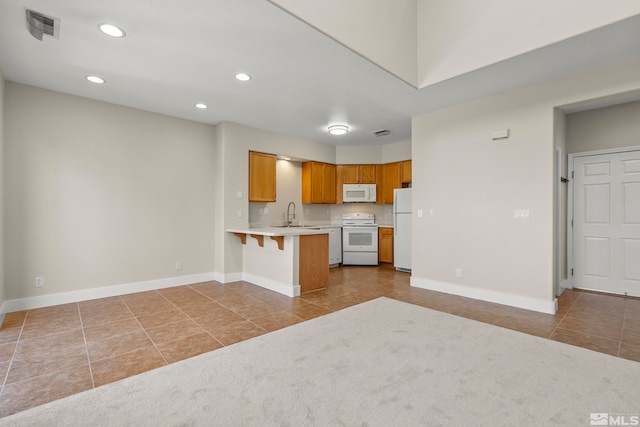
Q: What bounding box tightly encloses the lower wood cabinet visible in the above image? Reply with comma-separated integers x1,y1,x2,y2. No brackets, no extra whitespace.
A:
299,234,329,293
378,227,393,264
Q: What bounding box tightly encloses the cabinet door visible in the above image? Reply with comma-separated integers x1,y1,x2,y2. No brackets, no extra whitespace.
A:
401,160,412,184
342,165,359,184
299,234,329,293
249,151,276,202
378,227,393,263
309,162,324,203
381,162,401,204
303,161,336,204
323,164,337,203
359,165,376,184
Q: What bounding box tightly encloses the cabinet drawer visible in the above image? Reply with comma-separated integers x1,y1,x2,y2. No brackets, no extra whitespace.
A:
379,227,393,236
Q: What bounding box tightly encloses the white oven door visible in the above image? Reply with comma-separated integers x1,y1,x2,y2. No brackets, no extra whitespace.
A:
342,227,378,252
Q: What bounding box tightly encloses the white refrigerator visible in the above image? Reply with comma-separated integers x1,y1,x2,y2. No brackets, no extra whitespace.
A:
393,188,412,272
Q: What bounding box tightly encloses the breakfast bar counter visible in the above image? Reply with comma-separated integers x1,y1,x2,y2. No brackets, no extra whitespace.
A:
227,227,330,296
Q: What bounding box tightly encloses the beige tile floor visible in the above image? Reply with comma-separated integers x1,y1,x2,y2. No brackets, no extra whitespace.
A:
0,265,638,417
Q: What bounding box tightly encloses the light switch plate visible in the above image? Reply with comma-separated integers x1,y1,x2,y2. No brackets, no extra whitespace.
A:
514,209,531,220
417,209,423,218
236,191,243,199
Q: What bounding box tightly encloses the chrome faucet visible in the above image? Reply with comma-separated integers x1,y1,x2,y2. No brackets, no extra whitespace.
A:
287,202,296,226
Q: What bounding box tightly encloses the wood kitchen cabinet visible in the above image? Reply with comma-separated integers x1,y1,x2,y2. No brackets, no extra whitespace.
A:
360,165,376,183
341,164,376,184
302,161,336,204
249,151,276,202
341,165,359,184
380,162,401,204
299,233,329,293
378,227,394,264
400,160,412,184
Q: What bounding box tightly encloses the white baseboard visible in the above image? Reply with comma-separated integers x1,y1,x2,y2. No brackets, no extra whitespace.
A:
558,279,572,296
410,277,558,315
219,272,243,284
241,273,300,297
1,272,219,314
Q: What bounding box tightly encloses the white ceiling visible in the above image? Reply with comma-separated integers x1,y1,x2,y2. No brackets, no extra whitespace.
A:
1,0,640,146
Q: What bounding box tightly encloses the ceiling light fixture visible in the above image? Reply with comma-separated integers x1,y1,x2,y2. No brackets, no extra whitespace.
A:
86,75,105,84
328,125,349,136
98,23,126,38
235,73,251,82
194,103,208,109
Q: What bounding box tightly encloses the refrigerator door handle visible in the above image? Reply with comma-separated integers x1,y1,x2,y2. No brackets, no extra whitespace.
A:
393,190,398,235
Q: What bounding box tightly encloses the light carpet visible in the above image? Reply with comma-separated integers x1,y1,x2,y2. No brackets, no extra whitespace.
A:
1,297,639,426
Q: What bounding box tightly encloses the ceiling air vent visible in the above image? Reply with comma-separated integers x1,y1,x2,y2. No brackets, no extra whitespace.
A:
26,9,60,41
373,129,391,137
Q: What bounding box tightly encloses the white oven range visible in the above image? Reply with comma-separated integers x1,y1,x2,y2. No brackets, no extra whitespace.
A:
341,213,378,266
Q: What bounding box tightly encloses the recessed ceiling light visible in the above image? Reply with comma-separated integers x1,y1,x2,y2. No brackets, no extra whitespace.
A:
328,125,349,136
194,103,208,109
98,23,126,38
235,73,251,82
86,75,105,84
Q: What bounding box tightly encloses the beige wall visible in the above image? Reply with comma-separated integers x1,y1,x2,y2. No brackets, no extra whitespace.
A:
411,58,640,310
336,140,411,165
566,100,640,154
4,83,217,300
417,0,640,88
269,0,417,86
0,71,4,310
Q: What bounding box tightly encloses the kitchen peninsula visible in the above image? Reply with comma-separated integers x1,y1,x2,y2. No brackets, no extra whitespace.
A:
226,226,329,296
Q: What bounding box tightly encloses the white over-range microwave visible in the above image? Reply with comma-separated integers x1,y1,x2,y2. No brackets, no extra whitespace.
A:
343,184,376,203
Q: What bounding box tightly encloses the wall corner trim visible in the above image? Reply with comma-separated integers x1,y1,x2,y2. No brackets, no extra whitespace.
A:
410,277,557,315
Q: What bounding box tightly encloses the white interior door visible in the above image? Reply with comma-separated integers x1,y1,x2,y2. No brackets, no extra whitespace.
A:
573,150,640,296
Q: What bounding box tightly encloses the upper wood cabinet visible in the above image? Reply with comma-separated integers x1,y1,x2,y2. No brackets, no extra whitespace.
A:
341,165,359,184
340,164,376,184
302,161,336,204
249,151,276,202
400,160,412,184
359,165,376,183
380,162,401,204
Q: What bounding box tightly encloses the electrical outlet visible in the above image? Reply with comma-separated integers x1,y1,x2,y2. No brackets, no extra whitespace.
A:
237,209,243,218
35,277,44,288
456,268,462,278
263,207,269,214
306,208,310,215
175,261,182,270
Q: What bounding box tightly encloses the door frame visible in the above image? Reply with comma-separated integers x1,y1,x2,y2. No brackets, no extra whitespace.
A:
567,145,640,290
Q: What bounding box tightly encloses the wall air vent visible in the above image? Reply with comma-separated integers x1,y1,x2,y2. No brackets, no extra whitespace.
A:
373,129,391,137
26,9,60,41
